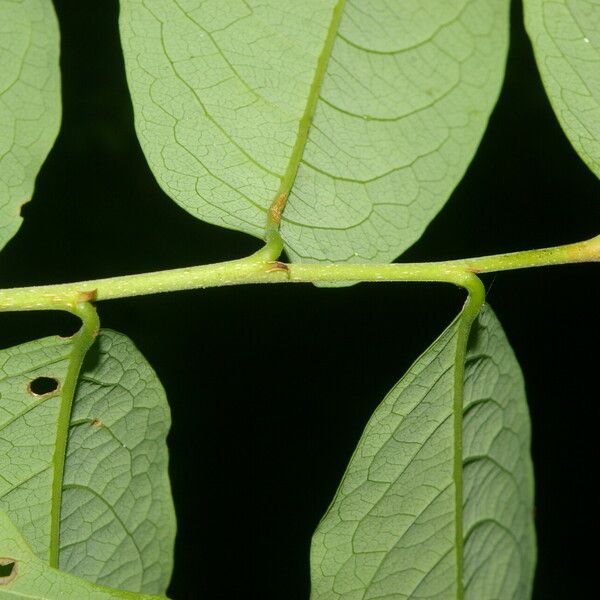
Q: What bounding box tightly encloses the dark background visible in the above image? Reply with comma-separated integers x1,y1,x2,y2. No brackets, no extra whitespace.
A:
0,1,598,598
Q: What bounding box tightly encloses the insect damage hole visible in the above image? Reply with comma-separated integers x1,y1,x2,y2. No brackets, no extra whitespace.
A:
0,558,17,584
28,376,60,396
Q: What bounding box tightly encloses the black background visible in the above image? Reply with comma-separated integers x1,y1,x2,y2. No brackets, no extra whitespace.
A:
0,2,598,598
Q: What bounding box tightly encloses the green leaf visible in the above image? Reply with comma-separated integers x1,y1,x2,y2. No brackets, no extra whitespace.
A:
524,0,600,179
0,509,167,599
119,0,510,264
0,328,175,595
310,305,535,599
0,0,61,250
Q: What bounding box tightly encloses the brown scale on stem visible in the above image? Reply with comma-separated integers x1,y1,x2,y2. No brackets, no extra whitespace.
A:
77,289,97,303
266,261,289,274
269,192,288,226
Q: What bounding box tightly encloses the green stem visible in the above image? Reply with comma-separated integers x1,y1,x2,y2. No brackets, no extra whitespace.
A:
0,234,597,312
3,233,595,587
49,301,99,568
447,233,600,272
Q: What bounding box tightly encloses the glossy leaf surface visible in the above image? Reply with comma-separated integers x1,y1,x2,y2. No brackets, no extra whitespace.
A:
120,0,510,263
0,0,61,250
525,0,600,178
0,330,175,595
310,305,535,599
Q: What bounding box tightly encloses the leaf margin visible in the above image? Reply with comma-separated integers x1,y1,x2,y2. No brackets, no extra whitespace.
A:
309,302,536,599
0,0,62,250
524,0,600,179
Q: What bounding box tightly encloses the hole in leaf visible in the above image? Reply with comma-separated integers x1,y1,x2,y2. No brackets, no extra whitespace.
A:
28,377,60,396
0,558,17,584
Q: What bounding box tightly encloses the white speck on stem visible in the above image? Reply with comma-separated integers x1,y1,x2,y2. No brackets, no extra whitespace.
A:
584,37,590,43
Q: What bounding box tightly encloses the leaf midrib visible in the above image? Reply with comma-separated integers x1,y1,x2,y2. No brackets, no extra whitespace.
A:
451,281,486,600
275,0,347,204
48,305,99,569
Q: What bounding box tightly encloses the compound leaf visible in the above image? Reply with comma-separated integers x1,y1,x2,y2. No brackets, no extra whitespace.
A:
0,509,167,599
524,0,600,178
0,329,175,596
0,0,61,250
119,0,510,264
310,305,535,599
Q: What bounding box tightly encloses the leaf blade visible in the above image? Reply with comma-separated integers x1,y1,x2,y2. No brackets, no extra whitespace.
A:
0,335,72,561
310,305,535,599
59,330,175,594
462,311,536,599
0,0,61,250
0,509,168,599
524,0,600,178
119,0,510,263
0,330,175,595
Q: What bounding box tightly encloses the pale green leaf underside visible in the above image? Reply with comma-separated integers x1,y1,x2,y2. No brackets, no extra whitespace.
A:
310,305,535,599
0,510,167,600
525,0,600,179
119,0,510,264
0,331,175,595
0,0,61,250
